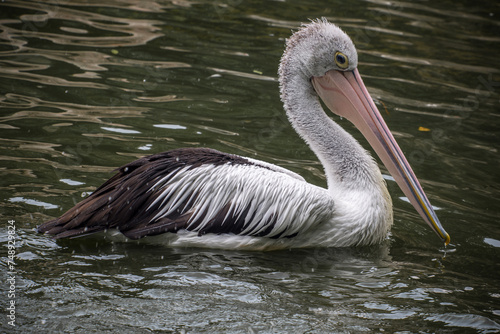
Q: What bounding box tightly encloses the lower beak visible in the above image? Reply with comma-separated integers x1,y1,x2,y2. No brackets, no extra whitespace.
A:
312,69,450,245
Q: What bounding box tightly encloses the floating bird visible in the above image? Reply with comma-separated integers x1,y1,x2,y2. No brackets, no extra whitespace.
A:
38,19,450,250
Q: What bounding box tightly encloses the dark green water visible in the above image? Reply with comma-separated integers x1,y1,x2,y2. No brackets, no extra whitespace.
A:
1,0,499,332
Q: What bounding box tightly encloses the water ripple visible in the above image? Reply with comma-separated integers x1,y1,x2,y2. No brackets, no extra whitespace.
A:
0,0,163,48
0,93,150,124
363,50,500,75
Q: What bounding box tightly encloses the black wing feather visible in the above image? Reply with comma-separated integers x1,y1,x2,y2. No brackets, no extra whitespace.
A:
37,148,263,239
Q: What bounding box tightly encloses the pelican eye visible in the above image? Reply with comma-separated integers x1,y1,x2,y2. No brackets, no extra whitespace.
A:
334,51,349,69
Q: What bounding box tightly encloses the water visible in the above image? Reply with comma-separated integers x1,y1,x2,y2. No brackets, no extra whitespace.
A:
1,0,499,332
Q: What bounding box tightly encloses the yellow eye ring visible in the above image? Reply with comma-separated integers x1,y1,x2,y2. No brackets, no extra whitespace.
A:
334,51,349,69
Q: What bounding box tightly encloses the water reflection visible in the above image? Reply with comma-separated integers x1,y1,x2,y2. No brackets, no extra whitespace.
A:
0,93,150,124
1,0,164,48
19,233,498,332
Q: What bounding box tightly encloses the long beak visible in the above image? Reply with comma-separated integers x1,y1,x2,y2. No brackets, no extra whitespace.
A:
312,69,450,245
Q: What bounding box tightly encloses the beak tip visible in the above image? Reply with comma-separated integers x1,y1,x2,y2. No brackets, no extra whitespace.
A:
443,233,450,246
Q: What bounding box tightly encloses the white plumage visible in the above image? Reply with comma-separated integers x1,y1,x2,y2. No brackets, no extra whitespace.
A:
149,163,333,238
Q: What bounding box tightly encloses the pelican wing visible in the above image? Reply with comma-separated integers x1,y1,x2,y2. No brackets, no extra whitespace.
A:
38,148,333,241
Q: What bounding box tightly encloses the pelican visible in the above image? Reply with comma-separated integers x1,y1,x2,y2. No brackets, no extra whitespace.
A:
38,19,450,250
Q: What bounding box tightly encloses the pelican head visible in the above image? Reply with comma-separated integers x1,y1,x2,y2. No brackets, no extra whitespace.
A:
283,19,450,245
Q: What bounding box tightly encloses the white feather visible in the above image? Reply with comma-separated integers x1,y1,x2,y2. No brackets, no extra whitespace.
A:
148,163,334,240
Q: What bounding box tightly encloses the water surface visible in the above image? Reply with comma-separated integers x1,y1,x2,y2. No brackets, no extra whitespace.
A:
1,0,499,332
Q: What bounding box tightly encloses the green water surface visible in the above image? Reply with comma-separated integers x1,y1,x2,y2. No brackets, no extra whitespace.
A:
1,0,499,332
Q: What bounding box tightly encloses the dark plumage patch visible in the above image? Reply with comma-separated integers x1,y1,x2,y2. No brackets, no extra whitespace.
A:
37,148,279,240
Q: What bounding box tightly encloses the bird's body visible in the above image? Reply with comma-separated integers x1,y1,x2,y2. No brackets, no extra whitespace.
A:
38,19,449,249
40,147,390,250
